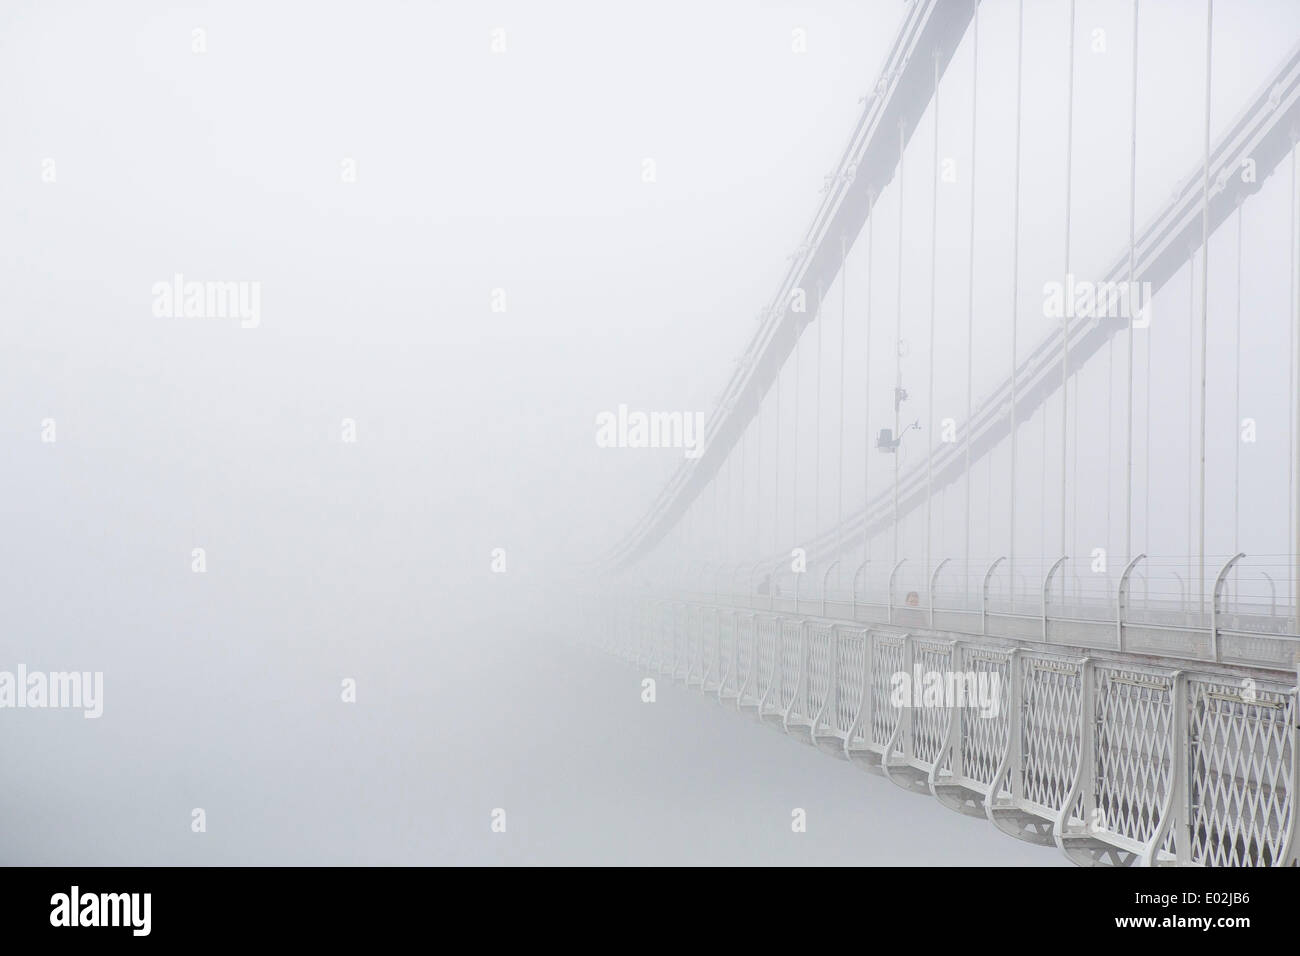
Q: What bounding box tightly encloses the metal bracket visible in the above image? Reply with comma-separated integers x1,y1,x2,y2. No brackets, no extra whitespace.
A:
928,557,951,628
768,558,785,611
888,557,908,625
1116,553,1147,651
851,559,870,620
821,558,842,617
1211,552,1247,662
1042,556,1068,642
982,556,1006,636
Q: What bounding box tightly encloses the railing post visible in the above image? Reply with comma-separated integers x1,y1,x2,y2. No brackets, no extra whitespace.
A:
928,557,951,628
1288,663,1300,865
901,634,914,763
1042,556,1068,643
826,624,840,737
1079,658,1096,836
759,615,783,717
713,606,723,685
845,627,875,759
861,628,876,750
947,642,964,781
1007,649,1023,803
982,556,1006,636
1171,671,1191,864
1116,553,1146,652
1211,553,1246,663
735,611,755,709
1054,656,1095,849
717,608,736,700
783,619,808,733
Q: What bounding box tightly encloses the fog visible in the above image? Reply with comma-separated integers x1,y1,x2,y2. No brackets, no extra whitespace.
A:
1,0,1296,865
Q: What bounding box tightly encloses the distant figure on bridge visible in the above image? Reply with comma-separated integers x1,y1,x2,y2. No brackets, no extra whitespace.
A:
756,575,771,597
905,591,920,608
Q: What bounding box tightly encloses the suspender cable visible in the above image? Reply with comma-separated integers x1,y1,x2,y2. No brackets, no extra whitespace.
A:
927,52,941,602
713,451,720,573
1291,143,1298,624
1072,370,1080,600
1041,407,1047,582
1106,337,1113,564
987,452,993,563
1188,258,1195,601
1233,206,1242,603
1197,0,1213,613
1061,0,1076,563
1144,291,1152,608
727,441,733,569
756,375,764,568
1009,0,1022,607
739,428,746,572
815,283,824,572
837,238,848,584
728,444,735,570
865,191,877,570
793,331,802,605
894,120,907,570
773,358,781,561
738,427,746,578
1125,0,1139,568
964,0,981,604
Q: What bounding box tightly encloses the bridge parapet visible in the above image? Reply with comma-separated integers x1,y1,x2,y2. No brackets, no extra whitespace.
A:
590,592,1299,867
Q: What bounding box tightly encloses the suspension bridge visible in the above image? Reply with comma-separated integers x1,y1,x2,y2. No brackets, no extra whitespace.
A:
587,0,1300,866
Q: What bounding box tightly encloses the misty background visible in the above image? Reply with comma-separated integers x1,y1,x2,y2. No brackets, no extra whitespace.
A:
1,0,1296,864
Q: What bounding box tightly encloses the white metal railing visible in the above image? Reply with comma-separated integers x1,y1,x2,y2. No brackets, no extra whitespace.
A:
681,553,1300,672
594,592,1300,868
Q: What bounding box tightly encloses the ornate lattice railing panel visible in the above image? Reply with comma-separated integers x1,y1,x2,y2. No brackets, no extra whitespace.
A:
804,623,835,726
696,608,717,687
727,613,752,699
911,639,954,769
1091,664,1177,847
1019,655,1084,813
1188,676,1295,867
959,647,1011,788
836,629,867,737
712,610,734,693
755,616,780,708
871,635,905,747
779,620,804,713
